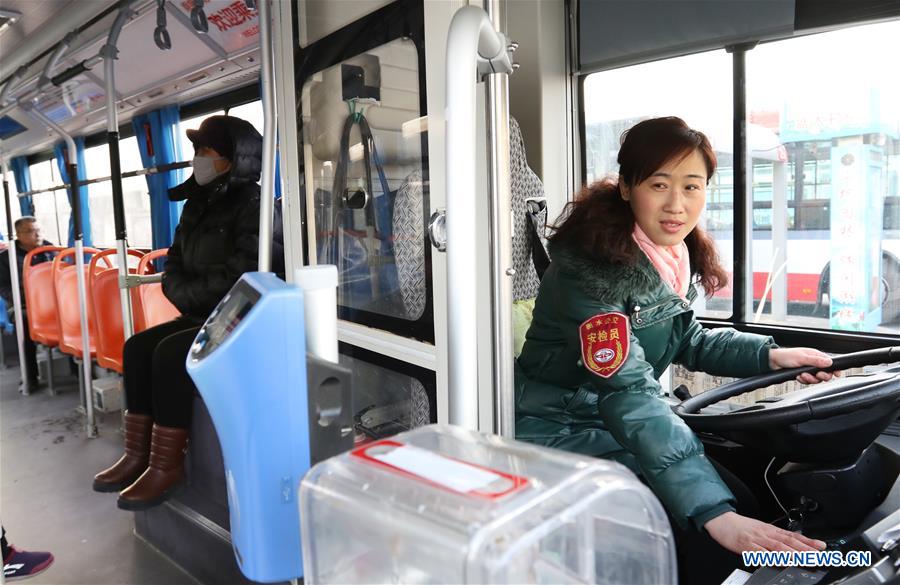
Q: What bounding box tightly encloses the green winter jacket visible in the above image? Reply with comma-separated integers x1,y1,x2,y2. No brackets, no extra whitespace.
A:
515,243,777,530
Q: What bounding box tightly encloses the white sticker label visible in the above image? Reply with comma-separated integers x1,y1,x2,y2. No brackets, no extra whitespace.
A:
372,445,504,493
719,568,752,585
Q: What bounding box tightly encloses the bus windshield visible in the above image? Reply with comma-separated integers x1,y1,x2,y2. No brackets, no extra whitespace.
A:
584,20,900,336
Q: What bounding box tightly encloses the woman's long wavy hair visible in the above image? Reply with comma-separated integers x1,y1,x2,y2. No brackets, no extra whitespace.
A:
548,116,728,295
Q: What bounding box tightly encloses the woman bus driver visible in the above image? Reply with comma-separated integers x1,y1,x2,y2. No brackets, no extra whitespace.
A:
92,115,262,510
515,117,835,582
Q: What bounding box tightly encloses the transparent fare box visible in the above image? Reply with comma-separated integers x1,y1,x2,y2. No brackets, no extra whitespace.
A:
300,424,675,584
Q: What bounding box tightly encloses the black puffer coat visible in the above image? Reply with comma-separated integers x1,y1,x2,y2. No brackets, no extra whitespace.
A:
162,117,262,320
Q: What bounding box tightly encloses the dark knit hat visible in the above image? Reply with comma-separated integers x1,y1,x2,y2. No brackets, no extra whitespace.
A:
186,115,234,160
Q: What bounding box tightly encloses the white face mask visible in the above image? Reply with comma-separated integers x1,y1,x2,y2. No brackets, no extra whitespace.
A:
192,155,228,186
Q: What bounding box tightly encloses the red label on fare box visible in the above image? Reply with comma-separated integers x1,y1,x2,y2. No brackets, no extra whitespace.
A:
351,440,529,500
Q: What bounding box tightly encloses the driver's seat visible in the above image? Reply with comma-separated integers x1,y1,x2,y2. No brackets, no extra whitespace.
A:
509,117,548,357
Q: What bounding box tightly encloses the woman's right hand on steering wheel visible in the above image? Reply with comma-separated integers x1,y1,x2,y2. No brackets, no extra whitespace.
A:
769,347,841,384
704,511,826,555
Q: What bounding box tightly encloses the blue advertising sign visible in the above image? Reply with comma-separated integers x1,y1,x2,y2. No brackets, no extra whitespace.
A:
829,144,885,331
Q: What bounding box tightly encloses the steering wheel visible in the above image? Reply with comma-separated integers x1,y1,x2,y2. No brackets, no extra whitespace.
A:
672,347,900,463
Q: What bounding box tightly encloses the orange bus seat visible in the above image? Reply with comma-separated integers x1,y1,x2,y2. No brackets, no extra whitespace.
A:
23,246,64,347
52,247,109,360
136,249,180,330
88,249,145,373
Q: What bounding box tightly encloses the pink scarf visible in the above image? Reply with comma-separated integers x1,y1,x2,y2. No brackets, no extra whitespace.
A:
632,224,691,299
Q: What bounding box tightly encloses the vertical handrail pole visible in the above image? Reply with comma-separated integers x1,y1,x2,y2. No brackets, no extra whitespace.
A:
26,109,97,438
1,158,28,392
270,0,303,274
445,6,512,430
103,3,137,341
484,0,515,438
257,0,276,272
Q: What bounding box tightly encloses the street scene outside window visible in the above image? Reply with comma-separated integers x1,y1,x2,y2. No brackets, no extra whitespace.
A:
584,20,900,335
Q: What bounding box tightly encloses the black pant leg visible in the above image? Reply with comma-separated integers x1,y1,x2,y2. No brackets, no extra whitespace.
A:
672,457,759,585
150,326,202,429
712,458,760,519
21,314,38,383
1,525,8,561
123,318,201,417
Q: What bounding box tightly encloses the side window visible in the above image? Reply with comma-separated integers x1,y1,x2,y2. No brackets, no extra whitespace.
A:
119,137,154,248
227,101,264,135
28,160,68,246
0,169,23,241
179,111,226,158
84,144,115,247
583,50,734,319
83,142,153,249
747,20,900,334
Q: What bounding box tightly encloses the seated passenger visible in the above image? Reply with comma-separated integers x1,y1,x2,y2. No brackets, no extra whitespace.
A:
0,217,56,393
92,115,263,510
515,117,834,584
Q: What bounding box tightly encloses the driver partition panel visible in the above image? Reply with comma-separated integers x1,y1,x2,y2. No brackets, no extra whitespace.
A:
294,0,438,442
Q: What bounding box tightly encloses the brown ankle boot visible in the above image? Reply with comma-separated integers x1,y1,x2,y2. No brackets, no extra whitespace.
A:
117,424,189,511
93,412,153,493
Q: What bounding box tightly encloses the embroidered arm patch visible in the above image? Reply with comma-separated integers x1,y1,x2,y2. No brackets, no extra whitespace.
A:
579,312,630,378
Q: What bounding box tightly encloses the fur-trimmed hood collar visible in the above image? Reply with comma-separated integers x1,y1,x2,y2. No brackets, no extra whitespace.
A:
548,241,663,303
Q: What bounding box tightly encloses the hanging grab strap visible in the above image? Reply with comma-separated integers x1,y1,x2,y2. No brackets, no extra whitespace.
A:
330,111,392,243
154,0,172,50
191,0,209,33
333,112,391,210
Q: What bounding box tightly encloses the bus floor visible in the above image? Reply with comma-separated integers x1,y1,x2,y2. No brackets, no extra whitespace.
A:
1,358,198,585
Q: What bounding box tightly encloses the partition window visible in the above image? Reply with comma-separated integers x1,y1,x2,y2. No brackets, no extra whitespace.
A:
297,3,433,343
302,38,428,323
337,344,436,444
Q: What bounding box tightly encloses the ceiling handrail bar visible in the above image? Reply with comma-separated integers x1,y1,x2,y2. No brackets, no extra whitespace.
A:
15,160,193,199
37,31,79,91
0,1,114,91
